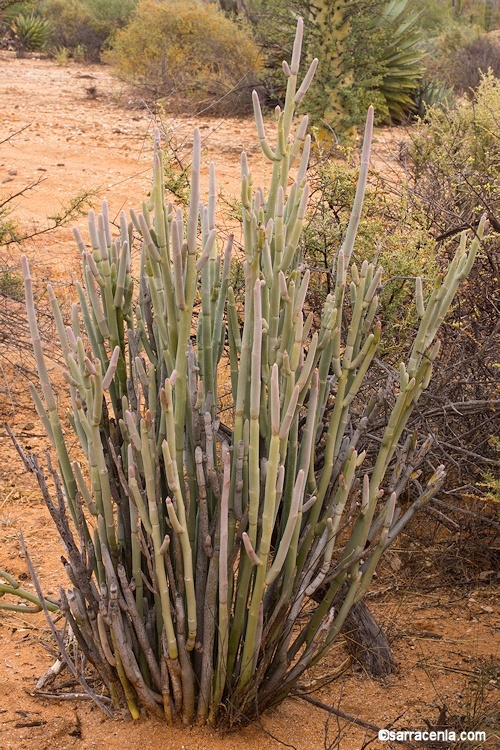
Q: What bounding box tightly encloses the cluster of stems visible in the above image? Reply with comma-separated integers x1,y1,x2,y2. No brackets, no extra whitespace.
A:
18,18,486,726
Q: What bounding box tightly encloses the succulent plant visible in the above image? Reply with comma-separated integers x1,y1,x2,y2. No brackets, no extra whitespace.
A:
370,0,426,122
11,13,53,51
12,17,486,728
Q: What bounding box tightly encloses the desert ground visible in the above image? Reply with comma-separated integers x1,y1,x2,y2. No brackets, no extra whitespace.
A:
0,51,498,750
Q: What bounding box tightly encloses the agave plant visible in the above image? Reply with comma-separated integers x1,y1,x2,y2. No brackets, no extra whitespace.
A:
298,0,426,130
11,12,53,51
414,77,455,118
370,0,426,122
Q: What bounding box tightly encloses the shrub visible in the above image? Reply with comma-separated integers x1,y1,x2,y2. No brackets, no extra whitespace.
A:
12,19,488,728
448,35,500,93
108,0,262,113
244,0,302,105
301,71,499,547
420,23,500,96
40,0,137,62
407,71,499,240
399,70,500,479
302,152,439,356
0,0,35,22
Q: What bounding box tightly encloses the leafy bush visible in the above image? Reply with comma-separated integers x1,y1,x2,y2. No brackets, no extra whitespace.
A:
411,0,454,33
302,152,439,355
40,0,137,62
424,21,499,96
448,35,500,93
302,71,499,494
407,71,499,235
399,70,500,477
109,0,262,113
244,0,302,105
0,0,35,22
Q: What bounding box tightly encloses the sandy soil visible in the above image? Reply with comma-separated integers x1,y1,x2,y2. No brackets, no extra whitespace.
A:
0,52,498,750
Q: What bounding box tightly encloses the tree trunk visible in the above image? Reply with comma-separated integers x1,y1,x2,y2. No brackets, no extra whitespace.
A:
340,600,395,677
308,0,352,130
311,584,396,677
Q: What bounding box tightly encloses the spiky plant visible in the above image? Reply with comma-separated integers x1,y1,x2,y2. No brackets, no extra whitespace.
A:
414,77,455,118
297,0,426,128
371,0,426,122
11,12,52,51
12,18,486,728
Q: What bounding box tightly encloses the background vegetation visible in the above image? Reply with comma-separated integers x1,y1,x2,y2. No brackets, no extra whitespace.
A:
108,0,262,113
1,1,499,119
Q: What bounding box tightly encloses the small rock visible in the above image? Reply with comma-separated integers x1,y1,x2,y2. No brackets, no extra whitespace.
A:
56,163,65,167
8,169,17,176
481,605,494,613
2,177,13,183
37,167,47,172
479,570,496,581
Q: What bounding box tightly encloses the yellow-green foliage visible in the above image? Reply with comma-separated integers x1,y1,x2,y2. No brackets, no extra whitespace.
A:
303,154,439,355
11,12,52,50
108,0,262,112
410,71,500,229
41,0,137,62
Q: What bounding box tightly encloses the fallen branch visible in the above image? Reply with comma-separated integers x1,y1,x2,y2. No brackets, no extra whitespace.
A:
28,690,112,703
291,691,381,732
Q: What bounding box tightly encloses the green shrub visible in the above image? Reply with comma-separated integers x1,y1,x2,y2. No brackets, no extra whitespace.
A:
303,152,439,356
85,0,137,24
40,0,137,62
0,0,35,21
411,0,454,33
408,70,500,232
479,437,500,513
421,20,480,90
302,73,499,483
399,70,500,476
109,0,262,113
